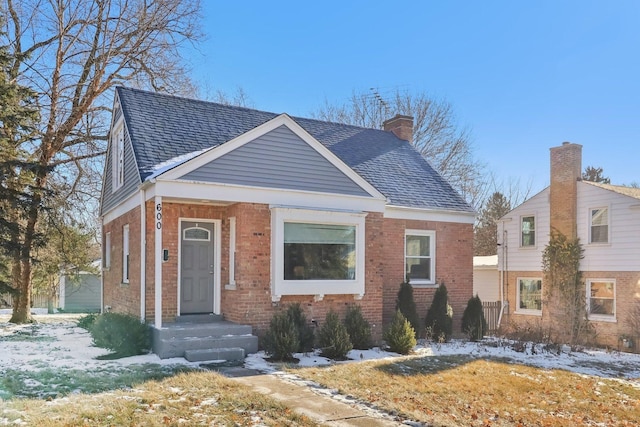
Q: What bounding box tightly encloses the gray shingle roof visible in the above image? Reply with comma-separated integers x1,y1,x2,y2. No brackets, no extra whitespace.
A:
116,86,473,213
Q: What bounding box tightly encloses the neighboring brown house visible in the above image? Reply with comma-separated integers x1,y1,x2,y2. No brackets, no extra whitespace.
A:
100,87,475,359
498,142,640,351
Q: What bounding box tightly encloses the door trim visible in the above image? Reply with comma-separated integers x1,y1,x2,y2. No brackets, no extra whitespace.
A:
177,217,221,315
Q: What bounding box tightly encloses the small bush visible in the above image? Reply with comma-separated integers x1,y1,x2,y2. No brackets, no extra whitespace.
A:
77,313,98,331
286,303,315,353
90,313,151,357
461,295,487,341
344,305,372,350
384,310,416,355
396,280,421,338
317,311,352,360
425,282,453,342
263,311,300,361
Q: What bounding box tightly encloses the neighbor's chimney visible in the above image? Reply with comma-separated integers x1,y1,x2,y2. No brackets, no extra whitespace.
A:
383,114,413,143
549,142,582,239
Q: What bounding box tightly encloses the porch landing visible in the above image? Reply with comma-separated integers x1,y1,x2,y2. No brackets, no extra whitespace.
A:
152,314,259,362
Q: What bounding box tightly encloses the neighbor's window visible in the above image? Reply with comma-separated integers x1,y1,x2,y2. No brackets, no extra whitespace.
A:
405,230,435,285
103,232,111,269
521,216,535,247
271,208,365,300
590,207,609,244
284,223,356,280
517,278,542,314
122,224,130,283
111,124,124,191
587,279,615,319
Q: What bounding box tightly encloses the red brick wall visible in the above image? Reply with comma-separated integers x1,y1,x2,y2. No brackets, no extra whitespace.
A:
550,142,582,238
381,218,474,337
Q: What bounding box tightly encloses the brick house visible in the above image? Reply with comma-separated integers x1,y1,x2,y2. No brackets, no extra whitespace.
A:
498,142,640,351
100,87,474,359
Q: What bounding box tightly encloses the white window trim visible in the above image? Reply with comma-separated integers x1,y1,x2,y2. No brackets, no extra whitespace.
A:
586,278,616,322
405,229,436,286
588,206,610,245
104,232,111,270
520,214,536,248
122,224,130,284
111,122,125,192
270,207,366,301
226,216,236,289
515,277,543,316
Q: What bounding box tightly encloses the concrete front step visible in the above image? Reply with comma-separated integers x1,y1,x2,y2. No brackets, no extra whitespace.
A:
184,347,245,362
154,321,252,340
175,314,223,323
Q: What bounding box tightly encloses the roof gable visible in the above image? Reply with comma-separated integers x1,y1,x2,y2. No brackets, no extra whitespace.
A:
582,181,640,201
163,115,380,198
115,87,473,213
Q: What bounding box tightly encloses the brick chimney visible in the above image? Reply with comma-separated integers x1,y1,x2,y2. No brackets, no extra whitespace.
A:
549,142,582,238
383,114,414,143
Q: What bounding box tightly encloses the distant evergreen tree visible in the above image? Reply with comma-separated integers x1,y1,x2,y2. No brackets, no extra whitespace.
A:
396,280,421,338
425,282,453,342
582,166,610,184
474,192,511,256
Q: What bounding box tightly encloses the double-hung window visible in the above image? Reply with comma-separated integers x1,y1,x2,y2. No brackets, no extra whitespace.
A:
587,279,615,320
589,207,609,244
271,208,365,300
112,124,125,192
517,278,542,314
405,230,435,285
521,216,535,247
122,224,130,284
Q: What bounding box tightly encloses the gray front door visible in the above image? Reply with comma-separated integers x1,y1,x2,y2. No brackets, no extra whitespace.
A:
180,221,215,314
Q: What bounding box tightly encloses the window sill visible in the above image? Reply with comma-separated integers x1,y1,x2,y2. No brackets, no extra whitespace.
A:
518,245,537,250
410,282,438,289
515,310,542,316
588,315,617,323
272,280,364,302
587,242,611,247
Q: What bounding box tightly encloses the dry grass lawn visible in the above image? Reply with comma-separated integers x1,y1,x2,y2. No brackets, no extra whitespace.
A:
291,355,640,426
2,371,317,426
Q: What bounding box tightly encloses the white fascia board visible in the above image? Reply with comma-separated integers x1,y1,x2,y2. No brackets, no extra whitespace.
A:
158,114,385,201
101,191,140,224
384,205,476,224
150,179,386,213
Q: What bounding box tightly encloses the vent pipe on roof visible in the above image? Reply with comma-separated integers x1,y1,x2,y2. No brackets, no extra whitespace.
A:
383,114,414,143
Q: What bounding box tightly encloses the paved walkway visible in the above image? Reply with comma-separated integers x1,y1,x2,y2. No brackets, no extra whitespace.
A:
218,367,404,426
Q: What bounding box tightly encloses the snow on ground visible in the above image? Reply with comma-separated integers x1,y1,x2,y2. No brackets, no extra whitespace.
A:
2,310,640,384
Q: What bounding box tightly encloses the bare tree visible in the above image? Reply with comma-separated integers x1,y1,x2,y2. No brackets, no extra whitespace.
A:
1,0,201,323
314,89,485,207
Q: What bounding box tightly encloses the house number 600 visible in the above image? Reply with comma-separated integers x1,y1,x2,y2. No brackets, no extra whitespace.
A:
155,203,162,229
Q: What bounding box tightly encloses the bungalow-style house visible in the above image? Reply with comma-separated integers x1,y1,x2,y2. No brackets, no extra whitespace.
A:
498,142,640,351
100,87,474,360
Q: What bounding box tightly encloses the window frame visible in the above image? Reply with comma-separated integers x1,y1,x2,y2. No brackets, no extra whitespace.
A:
122,224,130,284
589,206,609,244
516,277,543,315
111,123,125,192
586,279,616,322
404,229,436,286
520,215,536,248
103,232,111,269
271,207,366,300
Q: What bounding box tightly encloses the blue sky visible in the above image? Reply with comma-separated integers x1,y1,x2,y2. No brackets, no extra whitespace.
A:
184,1,640,194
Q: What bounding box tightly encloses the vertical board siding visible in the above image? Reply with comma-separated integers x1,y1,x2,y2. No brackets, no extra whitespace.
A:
62,275,102,312
100,123,141,214
180,126,371,197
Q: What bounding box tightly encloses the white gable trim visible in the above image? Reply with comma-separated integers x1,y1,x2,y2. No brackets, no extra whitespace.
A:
159,114,385,200
385,205,476,224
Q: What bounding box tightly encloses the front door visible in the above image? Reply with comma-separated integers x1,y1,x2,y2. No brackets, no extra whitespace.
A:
180,221,215,314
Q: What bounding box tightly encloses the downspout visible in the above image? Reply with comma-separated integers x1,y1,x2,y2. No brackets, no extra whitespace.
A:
140,188,146,322
497,224,510,328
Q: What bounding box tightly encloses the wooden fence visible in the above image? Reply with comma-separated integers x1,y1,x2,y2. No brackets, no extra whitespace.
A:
0,293,57,309
482,301,502,334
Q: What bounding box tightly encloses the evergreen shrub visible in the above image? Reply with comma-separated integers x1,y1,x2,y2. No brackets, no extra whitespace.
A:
461,295,487,341
317,311,352,360
396,280,420,338
383,310,416,355
90,312,151,357
425,282,453,342
344,305,372,350
286,303,315,352
263,311,299,361
77,313,98,331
